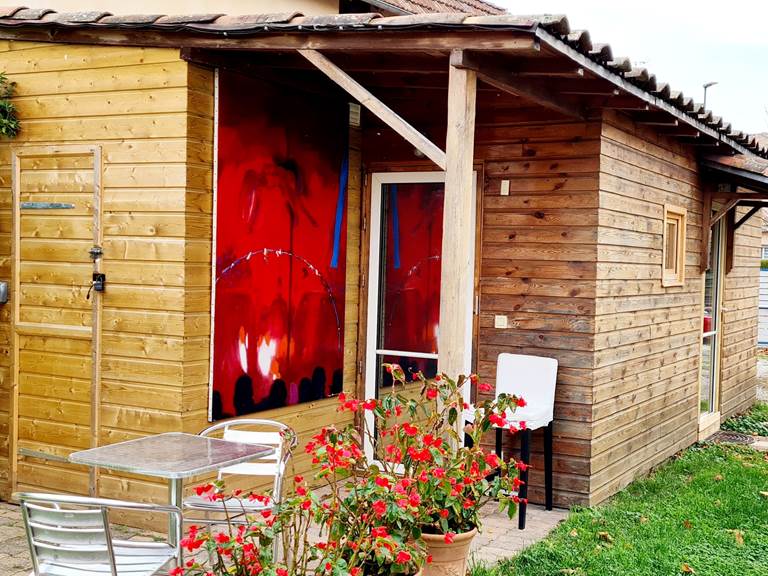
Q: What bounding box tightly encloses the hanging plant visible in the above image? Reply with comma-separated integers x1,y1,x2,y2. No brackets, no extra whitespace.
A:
0,72,20,138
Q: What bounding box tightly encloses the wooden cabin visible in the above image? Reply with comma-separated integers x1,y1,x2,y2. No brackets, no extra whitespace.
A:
0,9,765,514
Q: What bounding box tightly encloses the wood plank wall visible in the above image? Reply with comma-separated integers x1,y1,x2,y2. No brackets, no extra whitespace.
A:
590,110,757,505
0,42,200,506
363,98,601,506
720,205,759,418
0,50,362,511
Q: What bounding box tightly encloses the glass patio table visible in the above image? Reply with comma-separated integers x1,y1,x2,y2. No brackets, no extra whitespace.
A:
69,432,275,545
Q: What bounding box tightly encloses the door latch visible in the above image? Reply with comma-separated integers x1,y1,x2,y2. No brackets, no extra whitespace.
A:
88,246,103,260
86,273,106,300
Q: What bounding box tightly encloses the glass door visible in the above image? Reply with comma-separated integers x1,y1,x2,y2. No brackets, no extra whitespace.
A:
700,221,724,414
364,172,475,459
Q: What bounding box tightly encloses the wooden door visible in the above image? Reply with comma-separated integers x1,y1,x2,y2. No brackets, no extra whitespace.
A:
11,146,102,495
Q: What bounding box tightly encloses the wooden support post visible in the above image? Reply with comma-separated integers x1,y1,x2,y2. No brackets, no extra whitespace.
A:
297,49,447,170
438,50,477,380
710,197,740,227
451,50,585,120
725,209,735,274
734,205,761,230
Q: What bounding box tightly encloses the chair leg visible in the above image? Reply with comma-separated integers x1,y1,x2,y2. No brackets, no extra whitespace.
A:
518,428,531,530
544,421,554,511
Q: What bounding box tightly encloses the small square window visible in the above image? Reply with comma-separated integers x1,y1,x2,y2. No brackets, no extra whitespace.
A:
662,205,686,287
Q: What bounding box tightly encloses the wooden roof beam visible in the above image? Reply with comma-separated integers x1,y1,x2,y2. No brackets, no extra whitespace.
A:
504,59,584,77
0,26,541,52
451,50,585,120
734,205,761,230
298,48,446,170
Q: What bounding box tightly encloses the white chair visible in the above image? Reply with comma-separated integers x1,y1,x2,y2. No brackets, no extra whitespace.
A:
17,492,182,576
465,353,558,529
183,418,296,559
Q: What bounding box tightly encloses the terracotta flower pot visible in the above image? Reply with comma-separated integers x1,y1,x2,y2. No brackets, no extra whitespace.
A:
421,528,477,576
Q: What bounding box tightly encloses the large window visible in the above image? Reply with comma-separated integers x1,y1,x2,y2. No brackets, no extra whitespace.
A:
662,205,687,287
210,70,348,421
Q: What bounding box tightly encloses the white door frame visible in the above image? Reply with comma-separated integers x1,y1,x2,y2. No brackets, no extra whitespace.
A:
363,171,477,460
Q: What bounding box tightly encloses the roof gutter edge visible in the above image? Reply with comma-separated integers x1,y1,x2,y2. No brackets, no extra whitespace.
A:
533,27,756,159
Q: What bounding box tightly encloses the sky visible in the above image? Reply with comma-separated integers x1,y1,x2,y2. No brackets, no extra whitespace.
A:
496,0,768,136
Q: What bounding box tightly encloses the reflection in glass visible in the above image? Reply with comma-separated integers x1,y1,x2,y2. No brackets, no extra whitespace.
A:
373,182,444,457
700,221,721,414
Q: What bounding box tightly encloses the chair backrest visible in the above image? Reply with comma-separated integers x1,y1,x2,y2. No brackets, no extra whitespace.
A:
19,494,117,576
199,418,296,499
495,353,558,427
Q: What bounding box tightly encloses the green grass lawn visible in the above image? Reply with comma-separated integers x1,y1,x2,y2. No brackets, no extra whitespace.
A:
721,403,768,436
473,444,768,576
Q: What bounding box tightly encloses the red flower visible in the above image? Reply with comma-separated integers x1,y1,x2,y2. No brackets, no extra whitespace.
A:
371,526,388,538
277,569,288,576
433,467,446,478
409,492,421,506
375,476,391,489
520,421,527,430
426,388,438,400
478,382,492,392
301,498,312,510
485,452,501,468
516,397,527,408
470,374,478,384
439,509,449,518
194,483,214,496
396,551,412,564
516,461,529,472
444,532,456,544
169,568,184,576
363,399,377,411
180,536,205,553
294,475,304,483
492,413,509,428
351,569,362,576
372,500,387,517
214,532,230,544
402,423,418,437
463,499,475,509
427,555,434,564
296,485,307,496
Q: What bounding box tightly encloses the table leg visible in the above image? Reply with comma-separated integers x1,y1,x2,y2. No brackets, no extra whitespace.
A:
169,478,183,547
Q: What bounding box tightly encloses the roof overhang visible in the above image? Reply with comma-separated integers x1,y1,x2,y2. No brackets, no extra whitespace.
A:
0,8,765,159
701,154,768,195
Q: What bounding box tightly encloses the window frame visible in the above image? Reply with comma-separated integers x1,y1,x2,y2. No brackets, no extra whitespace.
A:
661,204,687,287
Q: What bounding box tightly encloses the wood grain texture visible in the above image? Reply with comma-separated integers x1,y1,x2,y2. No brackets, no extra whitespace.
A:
0,42,188,511
589,110,758,505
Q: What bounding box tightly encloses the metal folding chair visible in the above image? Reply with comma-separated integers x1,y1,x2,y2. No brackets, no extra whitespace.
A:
17,492,182,576
183,418,297,559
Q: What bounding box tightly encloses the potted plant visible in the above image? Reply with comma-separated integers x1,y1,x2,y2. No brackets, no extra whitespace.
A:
338,364,527,576
174,429,427,576
175,364,526,576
